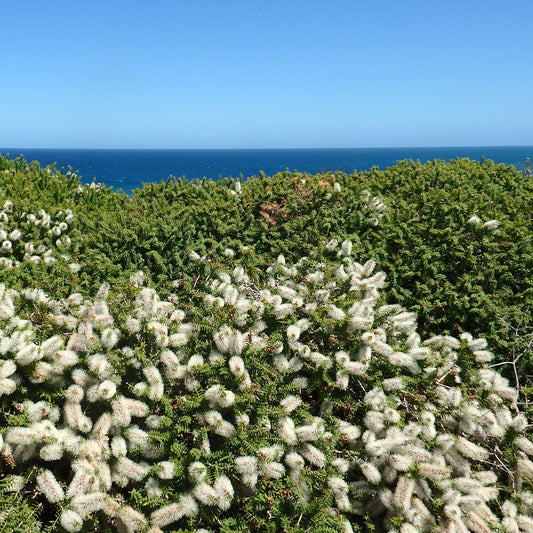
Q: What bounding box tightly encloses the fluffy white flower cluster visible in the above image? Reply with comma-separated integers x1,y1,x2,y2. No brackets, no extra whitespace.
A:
467,215,501,232
1,243,533,532
0,200,75,269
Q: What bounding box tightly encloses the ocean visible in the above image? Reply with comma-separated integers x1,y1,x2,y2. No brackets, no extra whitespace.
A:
1,146,532,194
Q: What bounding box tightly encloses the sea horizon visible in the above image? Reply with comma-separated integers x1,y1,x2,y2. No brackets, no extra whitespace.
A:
2,145,532,194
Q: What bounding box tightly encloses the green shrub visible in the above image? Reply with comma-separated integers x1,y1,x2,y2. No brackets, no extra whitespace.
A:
1,154,532,531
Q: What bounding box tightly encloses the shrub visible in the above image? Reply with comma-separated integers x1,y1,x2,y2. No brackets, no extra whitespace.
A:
1,154,532,531
1,244,533,532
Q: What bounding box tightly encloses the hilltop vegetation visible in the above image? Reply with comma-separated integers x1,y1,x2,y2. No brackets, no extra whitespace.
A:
0,154,532,532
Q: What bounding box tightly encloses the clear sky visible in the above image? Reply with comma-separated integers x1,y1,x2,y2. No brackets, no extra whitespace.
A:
2,0,532,149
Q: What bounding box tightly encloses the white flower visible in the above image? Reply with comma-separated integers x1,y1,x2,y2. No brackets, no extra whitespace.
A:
328,305,346,321
188,461,208,483
193,482,218,506
284,452,305,470
205,384,236,408
36,469,65,503
339,240,352,256
214,475,234,510
325,238,338,251
360,462,381,484
60,510,83,532
157,461,175,480
483,219,500,230
228,355,246,376
299,443,326,468
101,328,119,349
71,492,106,517
261,461,285,479
278,417,298,445
115,456,149,482
328,476,348,494
235,456,258,476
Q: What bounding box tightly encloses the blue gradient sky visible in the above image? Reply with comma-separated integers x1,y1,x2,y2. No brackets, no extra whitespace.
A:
2,0,532,149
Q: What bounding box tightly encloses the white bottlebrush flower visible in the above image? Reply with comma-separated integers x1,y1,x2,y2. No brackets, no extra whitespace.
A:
483,219,500,231
193,482,219,506
6,426,34,446
101,328,119,350
36,469,65,503
88,353,112,379
389,453,413,472
517,515,533,530
71,492,106,518
261,461,285,479
236,456,258,477
228,355,246,377
273,302,294,319
467,215,481,224
332,458,350,474
299,443,326,468
235,413,250,426
60,510,83,532
516,436,533,456
152,495,198,527
455,436,489,460
205,384,236,408
382,377,404,391
325,238,338,251
339,240,353,256
115,456,149,482
0,359,17,379
214,475,234,510
417,462,450,481
285,452,305,470
111,436,128,457
394,476,415,511
360,462,381,484
473,349,493,362
40,442,64,461
328,476,349,494
15,343,41,365
214,325,232,353
278,417,298,445
125,317,141,333
187,354,204,369
296,420,324,442
117,506,147,532
157,461,175,480
215,420,235,438
97,380,117,400
55,349,78,366
145,477,162,497
188,461,208,483
328,305,346,321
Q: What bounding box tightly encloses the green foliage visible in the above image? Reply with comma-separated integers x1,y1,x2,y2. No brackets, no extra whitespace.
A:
1,154,532,532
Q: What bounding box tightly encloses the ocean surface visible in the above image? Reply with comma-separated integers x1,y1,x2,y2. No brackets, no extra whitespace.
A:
1,146,532,194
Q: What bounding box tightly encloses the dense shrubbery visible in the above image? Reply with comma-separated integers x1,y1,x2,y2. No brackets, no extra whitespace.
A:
0,154,532,532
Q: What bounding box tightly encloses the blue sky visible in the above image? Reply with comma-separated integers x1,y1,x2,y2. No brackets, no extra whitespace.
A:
2,0,532,149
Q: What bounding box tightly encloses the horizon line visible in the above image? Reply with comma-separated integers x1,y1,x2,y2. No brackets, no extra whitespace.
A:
2,144,533,152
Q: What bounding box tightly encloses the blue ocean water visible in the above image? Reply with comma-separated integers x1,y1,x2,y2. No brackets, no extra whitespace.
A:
1,146,532,194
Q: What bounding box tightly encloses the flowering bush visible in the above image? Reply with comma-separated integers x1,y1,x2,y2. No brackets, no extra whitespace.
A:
1,153,532,531
0,199,76,270
1,240,533,532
